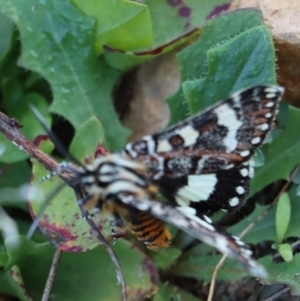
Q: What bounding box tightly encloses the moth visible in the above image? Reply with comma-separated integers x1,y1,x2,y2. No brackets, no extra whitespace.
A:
41,85,284,277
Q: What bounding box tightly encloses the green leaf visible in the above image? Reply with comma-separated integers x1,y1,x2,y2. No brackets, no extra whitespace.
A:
183,25,276,115
251,107,300,196
69,117,104,164
167,9,269,124
0,0,130,151
0,236,158,301
0,12,14,62
276,193,291,244
0,252,8,267
259,253,300,294
150,247,182,270
72,0,152,54
278,243,293,263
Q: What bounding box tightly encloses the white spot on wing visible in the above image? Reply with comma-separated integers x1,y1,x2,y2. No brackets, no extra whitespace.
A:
176,174,217,205
214,103,242,152
157,140,172,152
240,168,248,177
240,150,250,157
251,137,261,144
265,101,274,108
236,186,245,194
265,112,272,118
266,93,276,99
258,123,269,131
175,125,199,147
229,197,239,207
176,207,215,231
249,163,254,178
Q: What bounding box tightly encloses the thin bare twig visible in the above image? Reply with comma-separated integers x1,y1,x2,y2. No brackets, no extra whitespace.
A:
207,164,300,301
206,255,226,301
42,249,62,301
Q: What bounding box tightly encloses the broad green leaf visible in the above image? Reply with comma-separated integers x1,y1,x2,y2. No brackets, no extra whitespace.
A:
278,243,293,263
167,9,268,124
259,253,300,294
0,252,8,267
0,12,13,62
183,25,276,115
251,107,300,195
72,0,152,54
0,236,158,301
0,0,130,151
150,247,182,270
69,117,105,164
276,193,291,243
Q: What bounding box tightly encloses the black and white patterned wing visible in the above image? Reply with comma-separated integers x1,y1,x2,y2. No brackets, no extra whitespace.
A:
123,86,283,213
119,194,267,278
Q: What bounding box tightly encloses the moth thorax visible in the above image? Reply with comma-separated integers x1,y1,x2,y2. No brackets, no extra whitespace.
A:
82,154,150,199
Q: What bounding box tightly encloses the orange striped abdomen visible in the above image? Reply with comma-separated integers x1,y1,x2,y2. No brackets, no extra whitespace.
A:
123,209,172,250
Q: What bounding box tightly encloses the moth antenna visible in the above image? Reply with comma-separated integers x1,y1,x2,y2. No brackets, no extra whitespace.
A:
37,161,77,183
26,181,67,240
29,103,83,167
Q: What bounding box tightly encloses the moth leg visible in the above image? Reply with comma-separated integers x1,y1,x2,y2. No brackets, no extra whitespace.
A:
109,213,126,245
